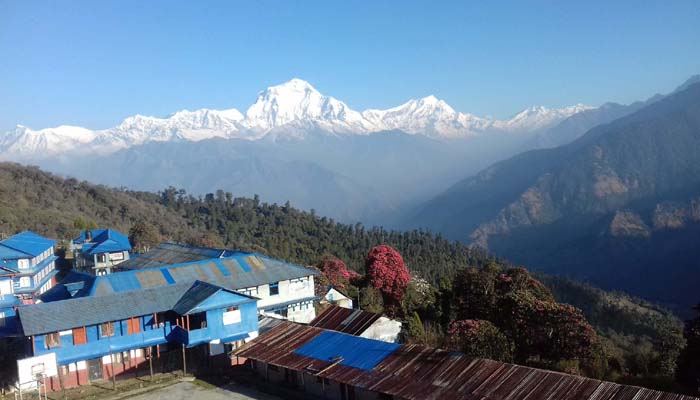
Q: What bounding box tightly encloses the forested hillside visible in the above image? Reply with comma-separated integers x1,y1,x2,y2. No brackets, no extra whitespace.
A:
0,162,690,390
410,82,700,313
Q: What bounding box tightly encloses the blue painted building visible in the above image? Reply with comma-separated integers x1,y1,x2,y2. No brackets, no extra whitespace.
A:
72,229,131,275
0,232,58,327
17,280,258,390
43,245,319,323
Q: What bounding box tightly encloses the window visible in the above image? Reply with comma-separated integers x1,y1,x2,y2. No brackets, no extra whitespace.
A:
223,306,241,325
275,308,288,318
45,332,61,349
100,322,115,337
73,327,87,345
127,317,141,334
269,282,279,296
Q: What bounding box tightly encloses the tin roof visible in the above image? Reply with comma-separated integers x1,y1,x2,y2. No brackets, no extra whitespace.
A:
118,242,236,270
234,321,699,400
75,229,131,255
44,251,318,301
309,305,382,336
0,231,55,260
18,280,255,336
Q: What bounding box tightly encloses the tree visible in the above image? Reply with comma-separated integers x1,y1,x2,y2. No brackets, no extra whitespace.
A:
359,286,384,314
402,276,438,320
406,311,426,344
498,291,597,363
128,221,161,253
678,304,700,394
453,266,498,321
447,319,513,362
317,256,358,290
365,245,410,313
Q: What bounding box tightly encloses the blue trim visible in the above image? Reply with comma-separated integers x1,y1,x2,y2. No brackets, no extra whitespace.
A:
161,269,175,284
14,269,58,295
15,255,57,276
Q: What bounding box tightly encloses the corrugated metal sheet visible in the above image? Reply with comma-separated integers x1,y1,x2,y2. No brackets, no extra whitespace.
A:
19,280,255,336
76,229,131,255
118,242,233,270
309,305,382,336
0,231,55,259
19,282,192,336
234,321,699,400
46,251,318,300
294,330,399,370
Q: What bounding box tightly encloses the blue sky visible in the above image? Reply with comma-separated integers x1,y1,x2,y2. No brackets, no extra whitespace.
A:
1,0,699,131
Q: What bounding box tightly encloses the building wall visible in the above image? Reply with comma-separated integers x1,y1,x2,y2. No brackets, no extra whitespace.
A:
359,317,402,343
243,275,316,323
0,278,13,296
30,301,258,367
250,361,385,400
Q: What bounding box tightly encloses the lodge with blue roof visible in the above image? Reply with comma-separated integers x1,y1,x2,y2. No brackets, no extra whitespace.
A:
71,229,132,275
16,279,259,391
11,237,320,393
45,242,319,324
0,231,58,326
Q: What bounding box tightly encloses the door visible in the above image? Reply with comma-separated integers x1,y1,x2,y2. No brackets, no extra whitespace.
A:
87,358,103,381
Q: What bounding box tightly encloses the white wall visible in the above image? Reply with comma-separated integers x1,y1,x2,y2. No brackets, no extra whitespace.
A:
360,317,402,343
0,279,13,296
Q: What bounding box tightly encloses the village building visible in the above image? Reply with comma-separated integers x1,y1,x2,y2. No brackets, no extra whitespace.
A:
71,229,132,275
15,280,258,391
318,286,354,309
0,232,58,328
42,244,319,323
235,320,699,400
310,304,402,343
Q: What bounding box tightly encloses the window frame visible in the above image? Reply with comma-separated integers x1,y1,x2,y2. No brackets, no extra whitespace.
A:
45,332,61,349
269,282,279,296
100,321,115,337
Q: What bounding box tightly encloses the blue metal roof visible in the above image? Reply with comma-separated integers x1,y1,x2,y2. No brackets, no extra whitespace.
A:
44,250,318,301
294,330,400,371
75,229,131,255
0,231,55,259
118,242,237,270
18,280,255,336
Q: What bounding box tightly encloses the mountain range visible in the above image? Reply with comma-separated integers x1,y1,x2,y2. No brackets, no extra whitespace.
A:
410,79,700,312
1,78,591,158
2,75,700,312
0,79,599,223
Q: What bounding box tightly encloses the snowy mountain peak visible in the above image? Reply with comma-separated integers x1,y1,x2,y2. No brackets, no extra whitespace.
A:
1,78,594,158
244,79,372,133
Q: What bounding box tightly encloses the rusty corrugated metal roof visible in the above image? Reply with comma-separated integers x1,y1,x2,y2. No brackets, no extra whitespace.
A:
309,305,382,336
234,321,699,400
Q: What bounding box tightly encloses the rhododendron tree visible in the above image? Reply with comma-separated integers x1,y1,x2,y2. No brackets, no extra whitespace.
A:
447,319,513,362
317,256,358,290
365,245,410,310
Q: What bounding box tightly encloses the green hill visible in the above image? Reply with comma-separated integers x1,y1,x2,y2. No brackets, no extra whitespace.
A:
410,82,700,313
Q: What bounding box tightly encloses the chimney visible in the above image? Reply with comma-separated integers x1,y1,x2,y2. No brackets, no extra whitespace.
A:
85,230,92,243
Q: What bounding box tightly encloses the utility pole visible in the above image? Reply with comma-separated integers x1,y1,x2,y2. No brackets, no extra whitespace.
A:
148,347,154,380
182,345,187,376
109,353,116,390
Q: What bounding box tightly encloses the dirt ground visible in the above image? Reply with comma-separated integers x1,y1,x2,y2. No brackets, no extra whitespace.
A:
126,381,281,400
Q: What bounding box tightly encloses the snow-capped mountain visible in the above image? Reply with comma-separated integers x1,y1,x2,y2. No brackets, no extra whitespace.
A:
0,78,592,159
492,104,593,132
362,95,492,138
244,78,375,134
